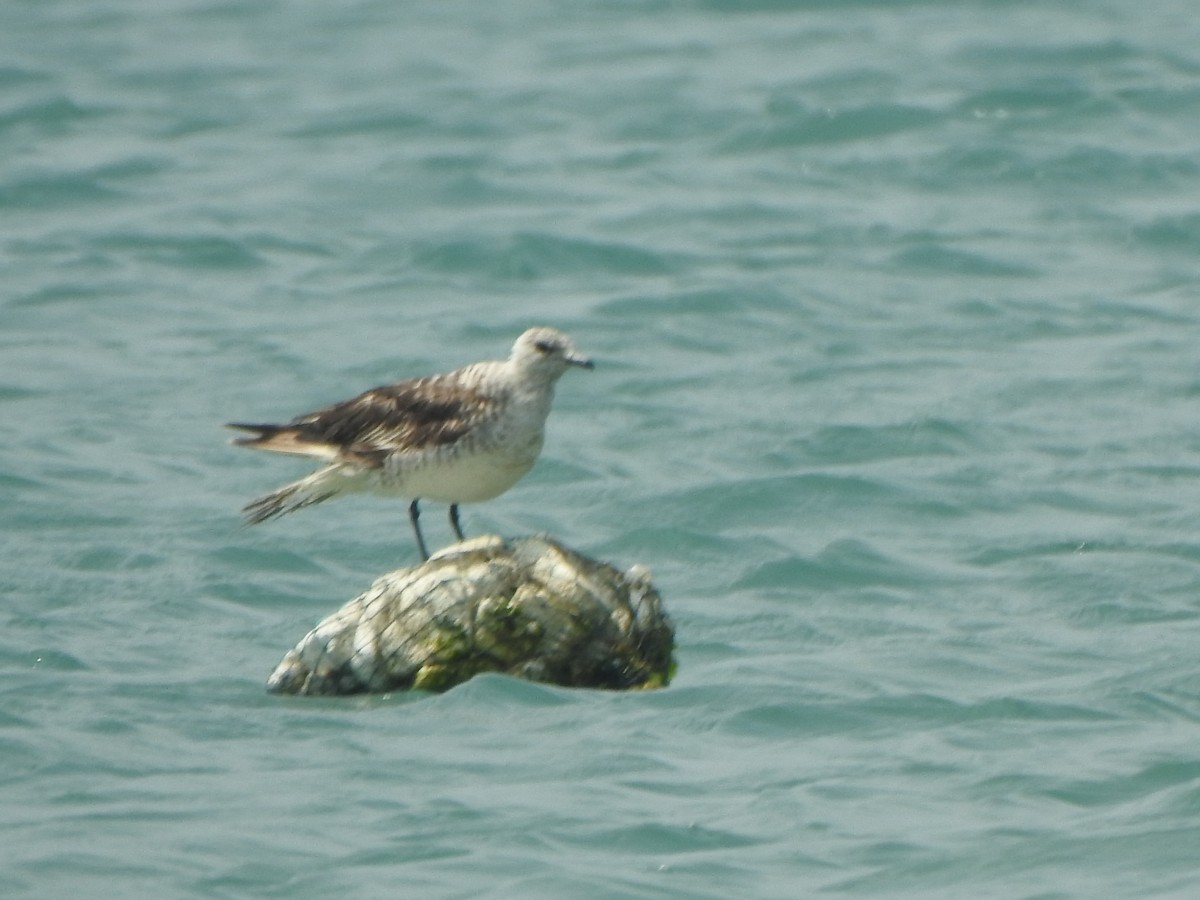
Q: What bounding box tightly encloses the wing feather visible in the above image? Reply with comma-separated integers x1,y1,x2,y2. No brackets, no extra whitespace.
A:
284,375,499,466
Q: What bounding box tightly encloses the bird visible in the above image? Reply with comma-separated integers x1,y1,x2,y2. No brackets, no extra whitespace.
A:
227,326,593,559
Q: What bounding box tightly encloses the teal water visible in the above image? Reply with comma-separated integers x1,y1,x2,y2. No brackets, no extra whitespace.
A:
4,0,1200,896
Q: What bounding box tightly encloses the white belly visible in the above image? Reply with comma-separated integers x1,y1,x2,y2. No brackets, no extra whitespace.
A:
378,443,540,503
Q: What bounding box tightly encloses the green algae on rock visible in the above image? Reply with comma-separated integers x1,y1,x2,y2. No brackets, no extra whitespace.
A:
266,535,675,696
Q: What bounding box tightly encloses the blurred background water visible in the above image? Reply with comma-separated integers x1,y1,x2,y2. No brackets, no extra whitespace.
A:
3,0,1200,897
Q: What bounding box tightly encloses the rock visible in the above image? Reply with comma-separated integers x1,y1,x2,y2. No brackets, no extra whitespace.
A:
266,535,675,696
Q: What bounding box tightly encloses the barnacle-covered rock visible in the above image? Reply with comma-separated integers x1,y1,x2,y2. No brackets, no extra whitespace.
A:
266,535,675,696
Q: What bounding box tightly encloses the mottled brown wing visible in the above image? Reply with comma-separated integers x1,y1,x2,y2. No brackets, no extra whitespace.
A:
288,375,496,468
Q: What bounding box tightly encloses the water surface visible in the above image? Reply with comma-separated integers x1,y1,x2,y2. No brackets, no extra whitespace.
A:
3,1,1200,897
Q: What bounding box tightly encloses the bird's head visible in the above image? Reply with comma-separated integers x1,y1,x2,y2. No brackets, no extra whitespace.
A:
510,327,594,380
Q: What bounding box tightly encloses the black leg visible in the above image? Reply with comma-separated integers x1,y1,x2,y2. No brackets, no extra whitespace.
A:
449,503,465,542
408,499,430,561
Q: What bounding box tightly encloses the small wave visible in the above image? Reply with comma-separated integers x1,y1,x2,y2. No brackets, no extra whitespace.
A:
407,231,682,280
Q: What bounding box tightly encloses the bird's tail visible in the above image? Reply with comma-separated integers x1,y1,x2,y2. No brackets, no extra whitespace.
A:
226,422,338,460
241,466,355,525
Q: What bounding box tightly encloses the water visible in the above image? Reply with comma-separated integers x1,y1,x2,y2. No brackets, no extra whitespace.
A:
3,0,1200,896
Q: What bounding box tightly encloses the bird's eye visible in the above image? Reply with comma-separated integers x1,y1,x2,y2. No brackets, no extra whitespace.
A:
534,340,556,354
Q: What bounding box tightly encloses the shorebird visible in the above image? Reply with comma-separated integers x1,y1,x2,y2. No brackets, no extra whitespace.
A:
227,326,593,559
